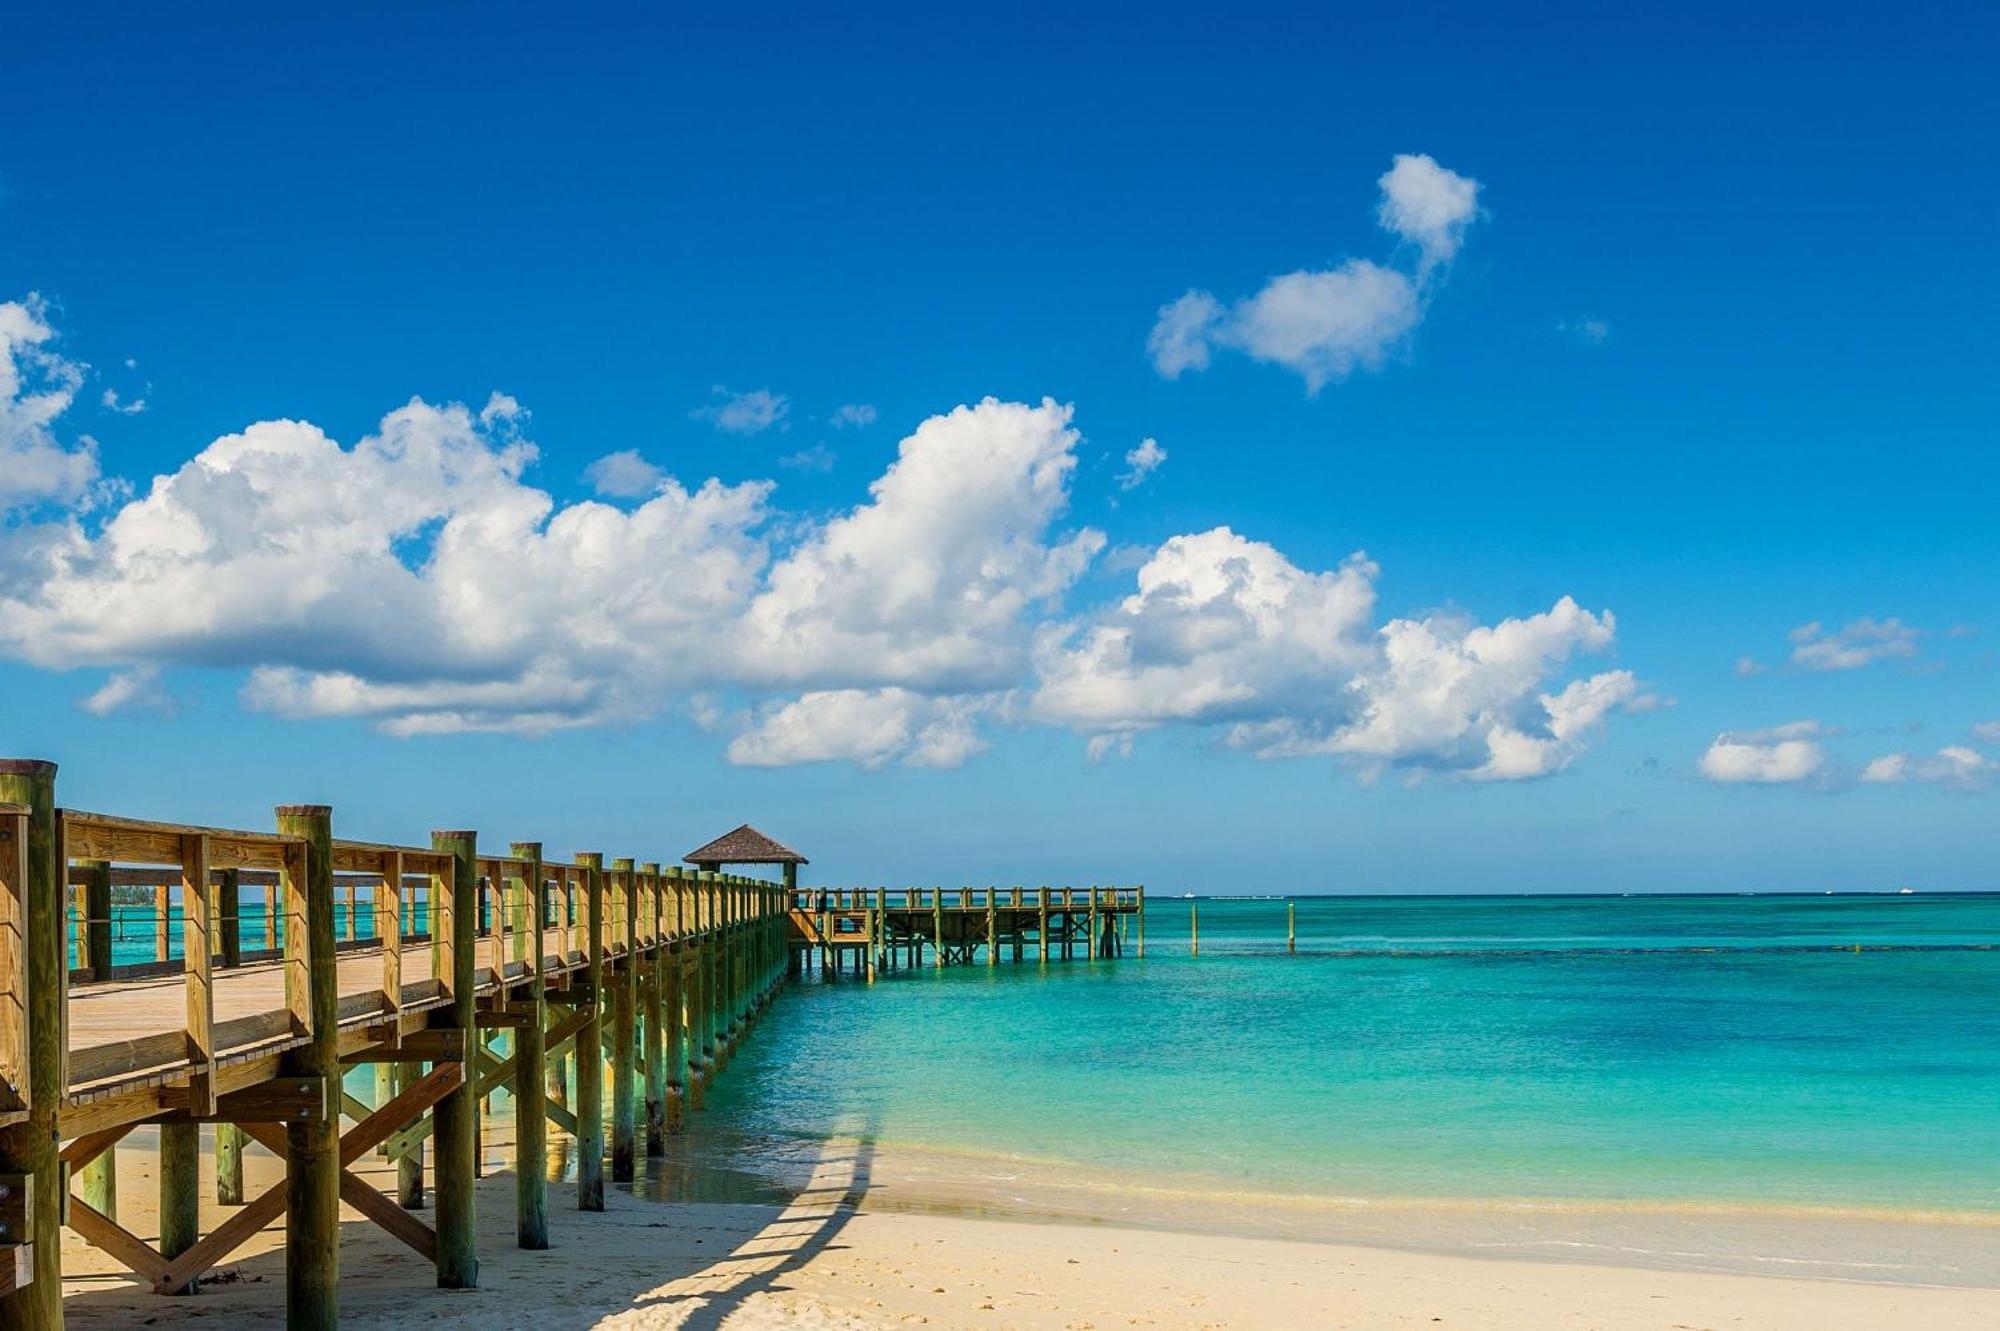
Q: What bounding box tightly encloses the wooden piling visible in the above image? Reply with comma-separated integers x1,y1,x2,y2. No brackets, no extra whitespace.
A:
0,763,60,1330
1136,883,1146,957
575,852,606,1210
663,869,686,1133
510,841,548,1250
1287,899,1295,954
609,858,638,1184
218,867,242,970
158,1123,199,1292
429,828,479,1288
642,863,667,1158
215,1123,243,1205
83,857,113,979
276,802,340,1331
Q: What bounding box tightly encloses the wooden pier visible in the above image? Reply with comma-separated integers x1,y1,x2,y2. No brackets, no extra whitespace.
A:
787,886,1145,978
0,765,1142,1328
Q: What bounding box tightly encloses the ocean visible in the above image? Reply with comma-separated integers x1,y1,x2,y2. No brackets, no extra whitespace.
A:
658,893,2000,1281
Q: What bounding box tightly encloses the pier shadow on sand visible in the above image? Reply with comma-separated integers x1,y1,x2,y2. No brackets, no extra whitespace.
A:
58,1121,881,1329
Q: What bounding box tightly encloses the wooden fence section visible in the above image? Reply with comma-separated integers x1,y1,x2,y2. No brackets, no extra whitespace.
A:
0,759,791,1330
787,885,1145,978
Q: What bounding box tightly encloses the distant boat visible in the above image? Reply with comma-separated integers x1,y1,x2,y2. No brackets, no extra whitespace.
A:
1899,887,1916,895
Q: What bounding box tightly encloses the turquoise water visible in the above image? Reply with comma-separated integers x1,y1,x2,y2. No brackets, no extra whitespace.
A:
698,894,2000,1217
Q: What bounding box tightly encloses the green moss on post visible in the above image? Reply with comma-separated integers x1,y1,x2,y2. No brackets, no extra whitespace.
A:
79,1141,116,1218
575,852,606,1210
215,1122,243,1205
276,801,339,1331
510,842,548,1250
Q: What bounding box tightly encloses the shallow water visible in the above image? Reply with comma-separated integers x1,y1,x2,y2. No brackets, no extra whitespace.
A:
690,894,2000,1221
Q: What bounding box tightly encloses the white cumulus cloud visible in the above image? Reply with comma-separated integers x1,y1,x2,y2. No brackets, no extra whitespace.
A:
1033,527,1643,781
1,295,100,508
1376,152,1482,268
1149,154,1480,393
1698,721,1828,784
831,403,877,429
1860,746,1994,790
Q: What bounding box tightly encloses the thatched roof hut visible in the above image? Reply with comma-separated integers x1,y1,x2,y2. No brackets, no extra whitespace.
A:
683,824,808,875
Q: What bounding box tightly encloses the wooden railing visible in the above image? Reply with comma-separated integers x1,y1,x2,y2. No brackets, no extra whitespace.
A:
790,886,1142,911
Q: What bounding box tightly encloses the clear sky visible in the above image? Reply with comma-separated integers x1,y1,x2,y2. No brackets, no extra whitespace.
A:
2,3,1995,892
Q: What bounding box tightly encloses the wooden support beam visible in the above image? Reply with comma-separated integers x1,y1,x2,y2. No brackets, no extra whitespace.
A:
66,1194,169,1285
429,828,479,1288
276,801,339,1330
0,762,63,1327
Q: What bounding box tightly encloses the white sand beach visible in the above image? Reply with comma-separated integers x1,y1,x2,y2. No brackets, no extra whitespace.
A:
58,1125,2000,1330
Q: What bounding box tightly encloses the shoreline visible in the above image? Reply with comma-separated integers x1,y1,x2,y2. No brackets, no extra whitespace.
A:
56,1125,2000,1330
656,1128,2000,1290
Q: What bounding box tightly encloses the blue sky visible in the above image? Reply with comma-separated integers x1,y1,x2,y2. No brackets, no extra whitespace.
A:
1,3,1995,892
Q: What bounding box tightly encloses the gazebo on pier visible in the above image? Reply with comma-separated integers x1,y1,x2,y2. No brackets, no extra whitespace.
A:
684,824,809,891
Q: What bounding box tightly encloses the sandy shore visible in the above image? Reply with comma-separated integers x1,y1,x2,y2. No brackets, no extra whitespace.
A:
59,1125,2000,1330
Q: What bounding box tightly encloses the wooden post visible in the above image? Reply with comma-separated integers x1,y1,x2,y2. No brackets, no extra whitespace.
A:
181,834,215,1113
275,802,339,1331
1136,883,1146,958
640,862,666,1160
215,1123,243,1206
83,857,113,979
1287,899,1296,954
80,1136,117,1217
663,869,685,1133
931,889,943,968
430,829,479,1287
159,1122,199,1292
684,874,706,1111
575,852,606,1210
609,857,637,1184
699,871,720,1077
0,766,58,1329
1088,886,1101,962
398,1059,426,1208
218,867,242,970
510,842,548,1250
985,889,996,967
1190,899,1199,956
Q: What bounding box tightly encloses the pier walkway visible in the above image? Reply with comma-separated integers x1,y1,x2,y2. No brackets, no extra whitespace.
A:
0,759,1139,1329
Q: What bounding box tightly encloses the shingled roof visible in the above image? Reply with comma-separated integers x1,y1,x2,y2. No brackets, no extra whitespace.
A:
683,824,808,866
